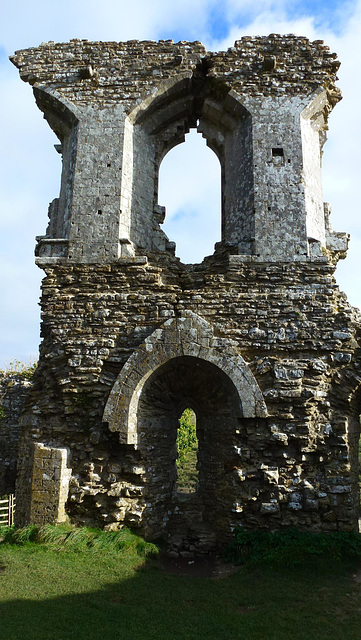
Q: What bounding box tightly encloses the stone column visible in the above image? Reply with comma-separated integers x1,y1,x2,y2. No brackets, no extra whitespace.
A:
29,443,72,525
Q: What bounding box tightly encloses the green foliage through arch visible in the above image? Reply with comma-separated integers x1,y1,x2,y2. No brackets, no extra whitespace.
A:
176,408,198,493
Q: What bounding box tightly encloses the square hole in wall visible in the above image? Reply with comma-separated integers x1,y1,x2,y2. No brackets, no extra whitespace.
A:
271,147,285,165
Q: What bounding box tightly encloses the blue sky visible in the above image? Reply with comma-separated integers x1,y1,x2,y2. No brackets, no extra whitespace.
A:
0,0,360,367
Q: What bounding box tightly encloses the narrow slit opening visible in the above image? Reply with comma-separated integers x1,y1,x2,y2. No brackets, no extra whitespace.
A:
176,408,198,494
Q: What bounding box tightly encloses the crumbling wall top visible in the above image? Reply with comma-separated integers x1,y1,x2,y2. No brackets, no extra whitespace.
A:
10,35,341,109
10,35,344,265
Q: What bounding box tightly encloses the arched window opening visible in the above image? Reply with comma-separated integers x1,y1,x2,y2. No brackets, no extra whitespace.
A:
176,408,198,494
158,127,221,264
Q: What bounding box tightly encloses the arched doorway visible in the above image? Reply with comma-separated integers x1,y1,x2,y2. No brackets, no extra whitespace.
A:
136,355,243,549
103,311,268,549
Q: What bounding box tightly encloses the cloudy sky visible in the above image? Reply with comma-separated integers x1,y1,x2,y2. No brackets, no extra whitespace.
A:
0,0,360,368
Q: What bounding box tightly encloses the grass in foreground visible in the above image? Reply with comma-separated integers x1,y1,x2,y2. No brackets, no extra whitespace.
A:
223,526,361,566
1,525,361,640
0,522,157,556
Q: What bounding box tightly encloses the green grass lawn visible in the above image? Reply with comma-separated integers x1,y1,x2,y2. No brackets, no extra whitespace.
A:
1,528,361,640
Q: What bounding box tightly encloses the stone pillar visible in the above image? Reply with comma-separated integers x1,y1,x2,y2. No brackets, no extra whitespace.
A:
29,443,72,525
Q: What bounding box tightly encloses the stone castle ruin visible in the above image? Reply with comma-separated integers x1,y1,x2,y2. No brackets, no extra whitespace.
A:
8,36,361,551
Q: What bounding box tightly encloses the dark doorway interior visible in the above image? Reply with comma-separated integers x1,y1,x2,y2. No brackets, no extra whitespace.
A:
137,356,242,550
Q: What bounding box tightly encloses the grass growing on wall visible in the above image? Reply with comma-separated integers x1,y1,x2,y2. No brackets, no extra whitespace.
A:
0,359,37,380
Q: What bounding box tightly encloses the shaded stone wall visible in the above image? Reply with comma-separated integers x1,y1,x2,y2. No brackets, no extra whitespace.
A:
0,374,31,496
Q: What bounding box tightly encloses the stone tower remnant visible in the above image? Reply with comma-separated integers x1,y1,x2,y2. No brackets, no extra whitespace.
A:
10,36,361,550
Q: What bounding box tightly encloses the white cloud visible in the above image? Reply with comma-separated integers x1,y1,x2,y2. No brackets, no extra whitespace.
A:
0,64,61,367
1,0,218,54
159,129,222,262
205,1,361,310
0,255,41,365
218,0,357,38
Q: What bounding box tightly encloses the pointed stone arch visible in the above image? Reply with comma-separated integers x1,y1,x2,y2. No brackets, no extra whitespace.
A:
103,310,267,446
125,71,254,257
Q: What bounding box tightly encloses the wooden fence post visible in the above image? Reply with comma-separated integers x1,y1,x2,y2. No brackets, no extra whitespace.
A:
8,494,15,526
0,494,15,526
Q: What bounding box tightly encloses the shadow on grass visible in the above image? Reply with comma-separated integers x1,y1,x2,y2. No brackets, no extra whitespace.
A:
1,551,361,640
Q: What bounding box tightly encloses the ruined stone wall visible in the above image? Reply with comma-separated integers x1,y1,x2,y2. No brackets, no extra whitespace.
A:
0,374,32,495
11,36,344,263
11,36,340,106
14,255,361,543
10,37,361,550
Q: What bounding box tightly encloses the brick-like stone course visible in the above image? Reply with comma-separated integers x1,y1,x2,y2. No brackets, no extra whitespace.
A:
14,255,361,544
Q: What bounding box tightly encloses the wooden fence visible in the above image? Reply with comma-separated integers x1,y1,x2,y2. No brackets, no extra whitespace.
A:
0,494,15,526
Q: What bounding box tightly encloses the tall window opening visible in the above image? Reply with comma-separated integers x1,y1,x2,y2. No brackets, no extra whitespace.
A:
176,408,198,494
158,127,221,263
